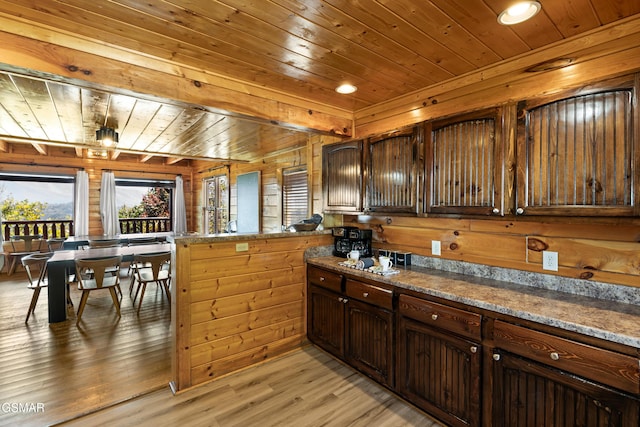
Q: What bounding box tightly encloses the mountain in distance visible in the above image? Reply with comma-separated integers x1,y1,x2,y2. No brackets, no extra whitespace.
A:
42,202,73,220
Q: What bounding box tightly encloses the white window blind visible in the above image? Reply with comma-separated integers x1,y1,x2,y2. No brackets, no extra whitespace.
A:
282,168,308,226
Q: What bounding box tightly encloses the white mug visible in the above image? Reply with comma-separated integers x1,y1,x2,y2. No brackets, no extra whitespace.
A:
379,256,393,271
347,250,360,261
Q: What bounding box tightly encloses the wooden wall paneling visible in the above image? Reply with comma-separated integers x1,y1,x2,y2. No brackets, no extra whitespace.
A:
173,234,331,391
173,241,193,392
526,236,640,279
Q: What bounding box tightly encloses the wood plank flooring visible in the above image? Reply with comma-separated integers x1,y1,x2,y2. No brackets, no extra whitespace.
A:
0,269,443,427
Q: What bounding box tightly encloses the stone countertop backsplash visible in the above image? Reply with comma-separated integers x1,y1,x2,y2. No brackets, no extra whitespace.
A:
305,246,640,349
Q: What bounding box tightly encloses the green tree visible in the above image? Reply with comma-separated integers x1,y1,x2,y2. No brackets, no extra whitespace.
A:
1,196,47,220
118,203,145,218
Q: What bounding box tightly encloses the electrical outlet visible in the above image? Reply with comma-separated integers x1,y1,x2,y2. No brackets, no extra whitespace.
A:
542,251,558,271
431,240,441,256
235,242,249,252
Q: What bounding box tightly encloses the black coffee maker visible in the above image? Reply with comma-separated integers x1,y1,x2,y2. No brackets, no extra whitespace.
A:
332,227,373,258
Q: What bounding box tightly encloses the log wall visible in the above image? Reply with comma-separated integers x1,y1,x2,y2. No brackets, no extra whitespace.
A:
172,233,332,392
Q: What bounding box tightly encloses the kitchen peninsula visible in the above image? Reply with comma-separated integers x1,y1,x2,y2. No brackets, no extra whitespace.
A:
169,230,332,393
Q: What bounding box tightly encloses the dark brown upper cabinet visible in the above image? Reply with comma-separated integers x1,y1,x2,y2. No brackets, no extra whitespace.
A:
516,74,639,217
323,140,364,213
425,108,505,216
366,127,422,214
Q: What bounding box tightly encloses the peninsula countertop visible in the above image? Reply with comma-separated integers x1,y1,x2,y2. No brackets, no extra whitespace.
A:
169,229,331,245
307,256,640,350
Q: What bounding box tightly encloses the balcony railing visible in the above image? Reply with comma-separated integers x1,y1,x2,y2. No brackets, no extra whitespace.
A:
1,220,74,241
1,217,171,240
119,217,171,234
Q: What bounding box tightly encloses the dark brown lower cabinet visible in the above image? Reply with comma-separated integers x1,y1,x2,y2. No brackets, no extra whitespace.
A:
307,266,394,387
345,298,394,386
308,284,345,358
491,350,640,427
397,307,482,427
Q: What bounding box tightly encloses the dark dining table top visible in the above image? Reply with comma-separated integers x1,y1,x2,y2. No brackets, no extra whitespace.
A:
61,232,174,249
48,242,172,263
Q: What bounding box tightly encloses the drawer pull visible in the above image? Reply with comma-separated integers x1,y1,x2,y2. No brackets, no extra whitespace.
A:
470,346,478,354
342,298,348,304
320,276,325,281
363,292,369,298
550,352,560,361
338,297,343,303
431,314,438,321
493,354,501,361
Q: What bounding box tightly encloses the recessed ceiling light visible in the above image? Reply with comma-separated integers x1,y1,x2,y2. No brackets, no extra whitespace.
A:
336,84,357,94
498,1,541,25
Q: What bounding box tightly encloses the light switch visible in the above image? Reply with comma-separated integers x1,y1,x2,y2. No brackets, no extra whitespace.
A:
431,240,441,256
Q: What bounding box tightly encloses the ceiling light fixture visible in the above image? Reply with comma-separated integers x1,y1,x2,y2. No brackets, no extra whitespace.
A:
498,1,541,25
96,126,119,148
336,84,357,94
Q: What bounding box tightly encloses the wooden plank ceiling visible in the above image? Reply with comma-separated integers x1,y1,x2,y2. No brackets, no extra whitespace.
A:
0,0,638,163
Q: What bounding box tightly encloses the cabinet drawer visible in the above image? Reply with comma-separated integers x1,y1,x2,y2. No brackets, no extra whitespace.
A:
494,320,640,395
345,279,393,310
398,294,481,341
307,266,343,293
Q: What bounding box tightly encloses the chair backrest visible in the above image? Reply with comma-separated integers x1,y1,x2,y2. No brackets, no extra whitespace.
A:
47,238,66,251
11,235,44,252
134,251,171,281
21,252,54,287
75,255,123,289
89,239,121,248
127,237,158,246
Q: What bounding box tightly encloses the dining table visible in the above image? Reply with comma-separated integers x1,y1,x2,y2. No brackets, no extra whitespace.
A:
46,242,172,323
62,232,174,250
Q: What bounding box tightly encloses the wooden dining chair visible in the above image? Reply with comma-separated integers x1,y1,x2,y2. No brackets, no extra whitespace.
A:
7,234,44,275
74,255,123,325
131,251,171,313
47,238,66,251
22,252,54,322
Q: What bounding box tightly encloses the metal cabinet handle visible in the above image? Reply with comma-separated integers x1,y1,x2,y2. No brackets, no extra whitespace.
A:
493,354,501,361
492,208,500,214
550,352,560,361
516,207,524,215
342,298,348,304
431,314,438,321
320,276,325,281
470,346,478,353
338,297,343,303
363,292,369,298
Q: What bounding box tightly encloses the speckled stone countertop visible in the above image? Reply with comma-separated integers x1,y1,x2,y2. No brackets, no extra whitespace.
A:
306,250,640,350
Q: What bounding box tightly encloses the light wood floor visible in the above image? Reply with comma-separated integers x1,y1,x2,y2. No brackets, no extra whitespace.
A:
0,269,443,427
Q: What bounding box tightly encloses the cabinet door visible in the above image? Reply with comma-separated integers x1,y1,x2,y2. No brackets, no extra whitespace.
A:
491,350,640,427
397,316,481,427
307,284,345,358
367,127,420,213
344,298,394,387
322,140,363,213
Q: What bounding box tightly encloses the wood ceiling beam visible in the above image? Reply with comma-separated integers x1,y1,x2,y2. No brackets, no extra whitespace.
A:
0,27,353,138
31,142,47,155
165,157,183,165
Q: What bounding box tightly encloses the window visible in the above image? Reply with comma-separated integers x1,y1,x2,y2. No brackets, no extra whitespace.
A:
282,167,308,227
516,75,637,216
115,178,174,233
0,173,74,238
